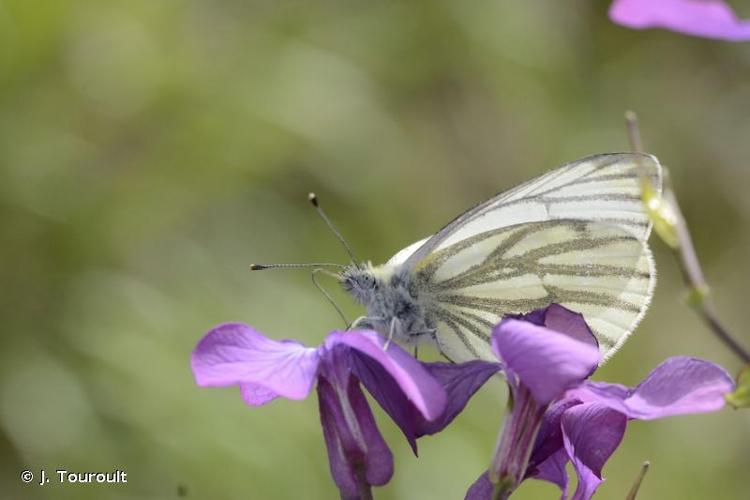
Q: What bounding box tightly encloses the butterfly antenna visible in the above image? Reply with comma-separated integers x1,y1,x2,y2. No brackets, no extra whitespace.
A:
250,263,346,271
312,268,349,328
308,193,359,265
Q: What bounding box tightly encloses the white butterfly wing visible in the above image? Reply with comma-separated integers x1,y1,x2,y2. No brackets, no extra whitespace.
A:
383,153,662,362
419,220,654,363
386,237,428,267
402,153,661,267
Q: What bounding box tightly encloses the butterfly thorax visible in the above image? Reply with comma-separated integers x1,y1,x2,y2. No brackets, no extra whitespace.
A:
339,263,435,345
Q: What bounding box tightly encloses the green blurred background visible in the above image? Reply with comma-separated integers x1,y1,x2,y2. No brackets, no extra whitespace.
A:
1,1,749,499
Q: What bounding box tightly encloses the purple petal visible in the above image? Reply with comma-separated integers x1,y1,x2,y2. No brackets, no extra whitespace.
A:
353,359,499,454
317,375,393,498
239,383,280,405
530,449,569,499
576,380,630,401
565,381,631,415
317,378,360,498
609,0,750,41
570,357,734,420
191,323,320,404
492,319,601,405
420,361,503,433
327,330,447,420
527,398,581,477
342,339,496,454
561,403,627,500
622,356,734,419
511,304,598,350
541,304,599,350
464,471,492,500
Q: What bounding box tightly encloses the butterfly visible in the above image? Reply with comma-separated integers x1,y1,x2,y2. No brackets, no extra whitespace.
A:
254,153,662,363
335,153,662,364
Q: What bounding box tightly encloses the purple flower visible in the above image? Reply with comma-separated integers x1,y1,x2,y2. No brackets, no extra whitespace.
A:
465,305,735,500
610,0,750,41
191,324,449,500
364,359,504,453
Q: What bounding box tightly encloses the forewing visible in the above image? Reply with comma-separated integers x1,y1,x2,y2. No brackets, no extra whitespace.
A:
398,153,661,269
387,237,428,267
421,220,655,363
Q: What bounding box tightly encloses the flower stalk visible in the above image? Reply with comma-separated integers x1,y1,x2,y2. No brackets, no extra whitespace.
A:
489,385,545,499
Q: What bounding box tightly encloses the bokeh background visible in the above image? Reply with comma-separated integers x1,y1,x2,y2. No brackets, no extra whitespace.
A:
1,1,749,499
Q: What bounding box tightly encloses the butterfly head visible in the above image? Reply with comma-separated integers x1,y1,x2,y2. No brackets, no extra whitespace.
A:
339,262,383,305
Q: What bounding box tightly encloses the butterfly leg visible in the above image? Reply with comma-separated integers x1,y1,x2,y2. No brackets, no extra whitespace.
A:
349,316,369,329
407,329,436,360
311,268,349,328
431,334,456,364
383,317,401,351
348,316,386,330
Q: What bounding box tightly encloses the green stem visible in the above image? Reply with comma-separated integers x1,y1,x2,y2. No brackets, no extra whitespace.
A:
492,477,516,500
